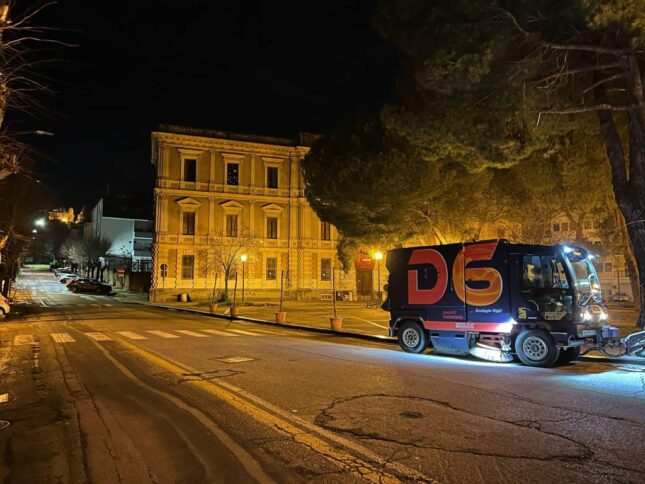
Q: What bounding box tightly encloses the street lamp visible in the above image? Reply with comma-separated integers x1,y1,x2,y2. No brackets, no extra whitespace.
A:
240,254,247,303
34,218,46,228
374,251,383,302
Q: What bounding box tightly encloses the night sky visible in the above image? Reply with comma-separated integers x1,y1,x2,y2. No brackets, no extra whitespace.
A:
14,0,398,210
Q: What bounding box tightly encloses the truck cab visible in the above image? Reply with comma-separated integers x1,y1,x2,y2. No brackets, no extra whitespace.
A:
383,240,622,367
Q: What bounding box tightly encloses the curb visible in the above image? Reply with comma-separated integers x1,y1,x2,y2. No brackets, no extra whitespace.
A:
123,300,397,344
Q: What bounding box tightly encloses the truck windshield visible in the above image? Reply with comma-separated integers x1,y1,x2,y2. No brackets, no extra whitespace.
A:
567,256,602,303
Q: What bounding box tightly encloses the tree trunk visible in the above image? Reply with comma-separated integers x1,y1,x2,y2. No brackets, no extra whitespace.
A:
622,206,645,327
595,59,645,328
222,271,229,301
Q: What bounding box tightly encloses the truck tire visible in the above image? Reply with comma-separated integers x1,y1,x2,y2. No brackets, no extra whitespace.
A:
398,321,427,354
558,347,581,364
515,329,560,368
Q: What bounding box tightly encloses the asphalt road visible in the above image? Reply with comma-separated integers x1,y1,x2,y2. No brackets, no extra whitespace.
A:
1,269,644,483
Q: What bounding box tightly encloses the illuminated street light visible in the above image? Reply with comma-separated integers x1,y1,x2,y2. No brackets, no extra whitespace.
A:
374,251,384,302
35,218,46,227
32,229,37,233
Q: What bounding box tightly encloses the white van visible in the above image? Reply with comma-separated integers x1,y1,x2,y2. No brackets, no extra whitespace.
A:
0,293,10,317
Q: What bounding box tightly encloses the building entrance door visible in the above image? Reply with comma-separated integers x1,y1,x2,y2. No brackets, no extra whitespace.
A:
356,269,373,297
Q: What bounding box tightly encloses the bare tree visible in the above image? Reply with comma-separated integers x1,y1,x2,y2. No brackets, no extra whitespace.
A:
204,227,255,302
58,237,86,272
0,1,72,180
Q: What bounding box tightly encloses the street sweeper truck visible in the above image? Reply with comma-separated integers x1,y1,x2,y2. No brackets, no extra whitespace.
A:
383,240,645,367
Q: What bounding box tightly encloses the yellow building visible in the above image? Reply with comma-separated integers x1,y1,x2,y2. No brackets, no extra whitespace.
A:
150,125,381,303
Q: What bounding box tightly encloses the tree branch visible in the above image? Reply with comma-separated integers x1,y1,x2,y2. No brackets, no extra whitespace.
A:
539,104,629,115
533,63,622,84
497,7,630,55
582,73,624,94
542,42,630,56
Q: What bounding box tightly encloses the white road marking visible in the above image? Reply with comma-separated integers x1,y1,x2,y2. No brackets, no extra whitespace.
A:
174,330,210,338
147,330,180,339
85,332,112,341
346,315,389,329
103,304,113,307
13,334,35,346
201,329,239,337
247,328,289,336
51,333,75,343
228,329,261,336
117,331,148,340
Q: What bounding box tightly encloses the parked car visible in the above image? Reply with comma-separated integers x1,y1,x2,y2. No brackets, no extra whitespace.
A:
612,293,629,303
0,293,10,317
54,267,72,277
59,274,79,284
68,278,112,294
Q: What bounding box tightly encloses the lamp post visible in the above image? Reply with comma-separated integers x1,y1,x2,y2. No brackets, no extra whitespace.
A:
374,251,383,302
240,254,247,303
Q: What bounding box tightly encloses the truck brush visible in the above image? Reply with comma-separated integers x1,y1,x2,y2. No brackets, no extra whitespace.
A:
469,344,514,363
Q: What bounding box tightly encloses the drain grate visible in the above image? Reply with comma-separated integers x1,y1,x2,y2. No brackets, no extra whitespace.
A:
216,356,255,363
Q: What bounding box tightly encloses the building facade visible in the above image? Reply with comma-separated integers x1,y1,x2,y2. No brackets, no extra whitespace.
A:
150,126,382,303
89,197,154,272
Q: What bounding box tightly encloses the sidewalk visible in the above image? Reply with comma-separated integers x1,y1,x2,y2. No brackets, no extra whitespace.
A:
130,296,392,338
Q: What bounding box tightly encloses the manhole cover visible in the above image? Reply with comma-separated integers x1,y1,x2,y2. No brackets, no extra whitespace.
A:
399,411,424,419
216,356,255,363
0,420,10,430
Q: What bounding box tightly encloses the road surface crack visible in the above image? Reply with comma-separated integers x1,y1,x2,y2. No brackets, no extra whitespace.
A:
315,393,597,463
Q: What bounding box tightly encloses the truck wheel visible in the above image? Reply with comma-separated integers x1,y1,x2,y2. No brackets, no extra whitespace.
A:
515,329,560,368
398,321,427,354
558,347,581,364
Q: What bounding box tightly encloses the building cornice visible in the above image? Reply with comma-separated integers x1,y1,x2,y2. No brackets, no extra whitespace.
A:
152,131,310,158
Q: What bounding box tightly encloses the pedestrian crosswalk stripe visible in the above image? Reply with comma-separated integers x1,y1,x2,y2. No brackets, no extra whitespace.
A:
147,330,179,339
201,329,238,337
103,304,113,307
117,331,147,340
85,332,112,341
13,334,35,346
228,329,260,336
51,333,75,343
174,330,210,338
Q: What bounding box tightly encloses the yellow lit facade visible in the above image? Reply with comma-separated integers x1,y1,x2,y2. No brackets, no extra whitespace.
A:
150,126,381,302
